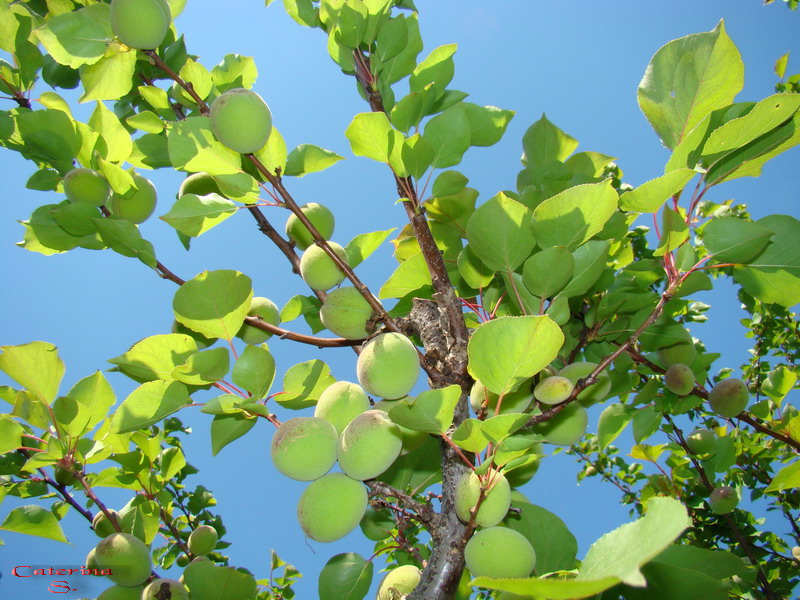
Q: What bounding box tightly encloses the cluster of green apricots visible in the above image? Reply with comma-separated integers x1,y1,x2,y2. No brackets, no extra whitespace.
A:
86,503,219,599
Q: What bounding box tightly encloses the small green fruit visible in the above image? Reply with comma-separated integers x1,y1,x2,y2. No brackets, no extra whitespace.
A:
285,202,335,250
708,378,749,418
338,410,403,480
187,525,218,556
270,417,338,481
709,485,738,514
210,88,273,154
319,287,376,339
558,362,611,406
297,472,367,542
469,380,535,415
531,402,588,446
92,510,120,538
357,332,420,400
464,527,536,578
178,172,223,198
299,242,349,291
792,546,800,562
455,470,511,527
54,465,76,486
110,174,157,224
175,553,190,567
664,363,695,396
377,564,421,600
314,381,370,435
236,296,280,345
503,451,542,488
96,584,145,600
63,168,111,206
90,532,151,587
110,0,171,49
686,428,716,455
534,375,574,405
142,578,189,600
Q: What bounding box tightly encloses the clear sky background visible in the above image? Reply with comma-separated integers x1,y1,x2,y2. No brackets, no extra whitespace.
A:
0,1,798,598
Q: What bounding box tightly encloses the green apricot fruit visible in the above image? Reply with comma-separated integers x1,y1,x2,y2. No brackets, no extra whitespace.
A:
709,485,738,514
63,168,111,206
236,296,280,345
469,380,535,415
357,332,420,399
531,402,588,446
178,172,223,198
373,399,428,455
142,578,189,600
558,362,611,406
792,546,800,561
338,409,403,480
110,0,171,50
455,470,511,527
708,378,749,418
297,472,367,542
664,363,695,396
97,584,145,600
686,428,716,455
175,553,190,567
187,524,218,556
270,417,338,481
92,510,120,538
657,342,696,368
503,451,542,488
464,527,536,578
90,532,151,587
54,465,76,486
534,375,574,405
377,564,421,600
110,174,157,224
210,88,273,154
299,242,349,291
319,286,376,339
314,381,370,434
172,319,217,349
285,202,335,250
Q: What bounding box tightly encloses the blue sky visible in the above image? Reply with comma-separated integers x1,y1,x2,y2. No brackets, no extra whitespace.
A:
0,1,798,598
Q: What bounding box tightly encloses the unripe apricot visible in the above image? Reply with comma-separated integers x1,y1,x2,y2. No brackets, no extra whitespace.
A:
455,471,511,527
92,510,120,538
297,473,367,542
708,378,749,418
270,417,338,481
110,0,171,50
377,564,422,600
300,242,349,291
91,532,151,587
534,375,574,405
175,553,190,567
210,88,273,154
236,296,280,345
142,578,189,600
532,402,588,446
686,428,716,455
320,287,376,339
664,363,695,396
792,546,800,562
357,332,420,399
285,203,335,250
709,485,738,514
314,381,370,434
338,409,403,480
187,525,218,556
464,527,536,578
110,174,157,224
503,451,542,488
178,172,223,198
469,380,535,415
63,168,111,206
97,584,145,600
558,362,611,406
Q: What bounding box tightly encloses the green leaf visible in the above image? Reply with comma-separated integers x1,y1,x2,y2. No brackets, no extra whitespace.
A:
212,54,258,92
702,217,774,264
632,405,662,443
481,413,530,444
470,575,616,599
375,13,408,63
401,133,434,179
466,192,535,272
619,169,696,213
89,101,132,163
734,215,800,307
346,112,396,163
252,126,288,175
531,181,618,250
283,0,317,27
94,218,157,269
379,251,432,299
16,109,82,170
522,246,574,298
159,447,186,481
183,556,258,600
761,366,797,400
637,21,744,150
504,500,578,574
277,360,336,410
171,347,230,385
463,102,515,147
284,144,344,177
231,344,276,399
387,385,460,434
79,48,136,102
380,13,423,84
597,403,633,450
109,334,199,383
409,43,457,98
432,170,468,197
168,117,242,175
0,342,64,404
318,553,373,600
558,240,610,298
522,113,578,166
0,417,24,454
210,414,257,456
451,418,490,453
422,103,471,168
468,316,564,396
111,381,190,433
35,4,112,68
160,193,237,237
765,461,800,493
1,505,68,543
457,245,494,290
345,229,395,269
173,270,253,341
775,52,790,79
653,208,688,257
